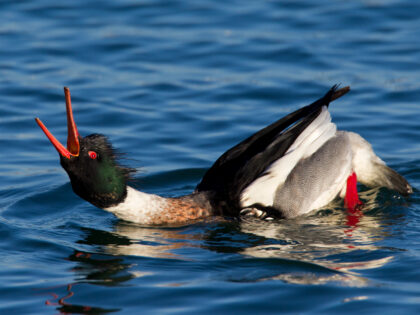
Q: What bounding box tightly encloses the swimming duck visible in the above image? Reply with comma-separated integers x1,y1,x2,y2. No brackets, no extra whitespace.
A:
35,86,412,225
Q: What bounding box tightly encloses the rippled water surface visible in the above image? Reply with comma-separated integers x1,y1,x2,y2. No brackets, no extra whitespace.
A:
1,1,419,314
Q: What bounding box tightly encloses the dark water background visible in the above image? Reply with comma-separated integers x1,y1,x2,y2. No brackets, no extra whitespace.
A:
1,1,419,314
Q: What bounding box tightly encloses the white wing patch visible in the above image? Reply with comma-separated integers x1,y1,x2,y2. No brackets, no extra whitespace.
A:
240,106,337,208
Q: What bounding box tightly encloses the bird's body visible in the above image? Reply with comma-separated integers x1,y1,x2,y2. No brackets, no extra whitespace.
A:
35,86,412,225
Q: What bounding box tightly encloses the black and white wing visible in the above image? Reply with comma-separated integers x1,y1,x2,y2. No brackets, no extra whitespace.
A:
195,85,350,216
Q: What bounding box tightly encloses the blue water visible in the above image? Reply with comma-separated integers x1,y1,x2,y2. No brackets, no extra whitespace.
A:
1,0,419,313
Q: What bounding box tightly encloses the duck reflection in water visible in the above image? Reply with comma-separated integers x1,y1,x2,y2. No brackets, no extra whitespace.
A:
43,187,407,312
105,187,402,285
41,252,123,313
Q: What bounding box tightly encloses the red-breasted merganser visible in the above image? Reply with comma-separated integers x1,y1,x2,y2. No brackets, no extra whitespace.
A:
35,86,412,225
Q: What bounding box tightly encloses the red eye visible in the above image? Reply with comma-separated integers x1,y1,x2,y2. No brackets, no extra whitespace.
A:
88,151,97,159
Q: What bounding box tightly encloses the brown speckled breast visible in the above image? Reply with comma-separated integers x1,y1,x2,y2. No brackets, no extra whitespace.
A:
149,194,214,225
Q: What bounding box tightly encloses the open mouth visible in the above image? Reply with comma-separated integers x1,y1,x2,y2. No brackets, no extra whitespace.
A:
35,87,80,159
